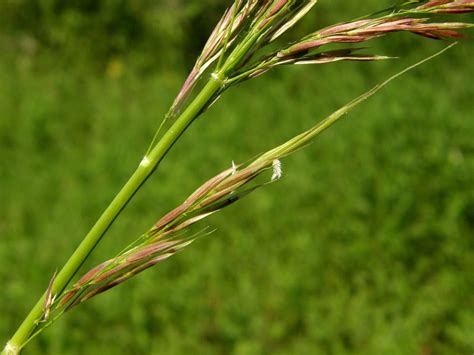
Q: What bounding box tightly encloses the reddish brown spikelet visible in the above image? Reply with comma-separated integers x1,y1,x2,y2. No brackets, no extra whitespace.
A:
267,0,288,18
168,212,215,232
58,290,76,307
154,204,189,231
413,28,465,39
126,241,180,263
319,20,372,36
127,253,175,276
154,168,232,231
420,0,452,7
197,185,238,209
75,260,112,286
79,281,121,304
185,167,233,204
94,263,129,283
78,253,175,304
418,0,474,13
282,35,365,56
214,166,259,191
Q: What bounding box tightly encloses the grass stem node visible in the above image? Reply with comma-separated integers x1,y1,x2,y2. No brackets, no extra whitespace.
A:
2,342,20,355
139,156,151,167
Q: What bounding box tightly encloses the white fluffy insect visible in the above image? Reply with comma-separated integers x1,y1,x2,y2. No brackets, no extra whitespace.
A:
271,159,282,181
231,160,237,175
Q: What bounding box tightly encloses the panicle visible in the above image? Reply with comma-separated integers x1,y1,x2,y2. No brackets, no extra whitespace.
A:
167,0,472,118
167,0,261,117
168,1,320,117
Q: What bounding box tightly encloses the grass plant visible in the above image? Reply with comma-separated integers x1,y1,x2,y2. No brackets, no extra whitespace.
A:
2,1,473,354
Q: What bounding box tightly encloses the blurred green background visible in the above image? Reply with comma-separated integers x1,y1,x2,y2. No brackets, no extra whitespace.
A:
1,1,473,354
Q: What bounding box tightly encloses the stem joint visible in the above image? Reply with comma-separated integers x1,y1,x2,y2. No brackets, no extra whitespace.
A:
210,72,226,87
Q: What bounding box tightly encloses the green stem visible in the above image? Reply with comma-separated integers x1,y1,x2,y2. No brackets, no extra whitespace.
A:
219,31,261,73
3,74,223,354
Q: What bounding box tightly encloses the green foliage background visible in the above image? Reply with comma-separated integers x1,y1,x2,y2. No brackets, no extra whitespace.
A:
1,1,473,354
